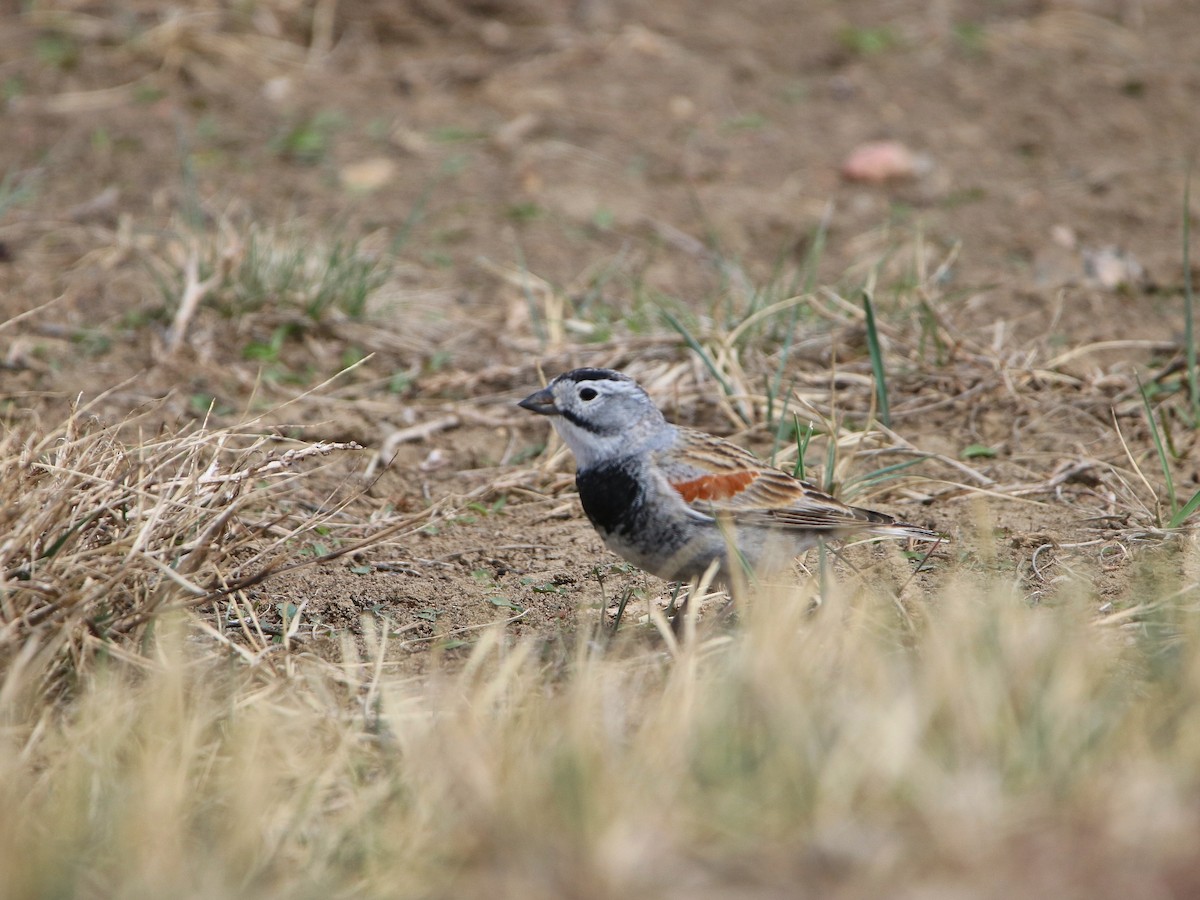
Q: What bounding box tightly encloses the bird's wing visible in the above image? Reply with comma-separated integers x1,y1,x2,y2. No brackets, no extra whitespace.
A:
654,428,933,537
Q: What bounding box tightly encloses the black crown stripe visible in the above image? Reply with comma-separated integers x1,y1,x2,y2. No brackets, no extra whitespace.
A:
563,368,624,383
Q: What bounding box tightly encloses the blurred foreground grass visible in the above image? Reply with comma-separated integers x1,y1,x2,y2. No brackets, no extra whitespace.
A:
3,544,1200,898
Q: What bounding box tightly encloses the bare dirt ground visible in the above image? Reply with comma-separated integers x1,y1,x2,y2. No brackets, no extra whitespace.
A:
2,0,1199,656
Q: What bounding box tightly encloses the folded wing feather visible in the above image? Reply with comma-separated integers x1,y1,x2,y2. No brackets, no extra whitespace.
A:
655,428,896,534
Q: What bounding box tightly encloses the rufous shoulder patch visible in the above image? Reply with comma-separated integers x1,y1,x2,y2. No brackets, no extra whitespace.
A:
671,470,756,503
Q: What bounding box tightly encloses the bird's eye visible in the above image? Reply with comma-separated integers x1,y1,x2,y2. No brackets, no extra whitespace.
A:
579,387,598,401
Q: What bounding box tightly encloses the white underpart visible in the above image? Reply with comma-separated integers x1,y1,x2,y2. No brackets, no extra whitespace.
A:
550,417,626,470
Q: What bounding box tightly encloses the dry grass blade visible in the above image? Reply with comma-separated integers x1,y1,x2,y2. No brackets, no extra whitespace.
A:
0,405,360,697
166,245,222,354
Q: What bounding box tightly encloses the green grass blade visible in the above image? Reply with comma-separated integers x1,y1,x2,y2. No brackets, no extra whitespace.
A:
389,155,464,255
1167,488,1200,529
768,378,797,465
791,414,814,480
40,507,108,562
513,246,546,347
862,290,891,427
802,202,832,295
766,317,793,427
843,456,927,495
763,207,828,432
660,308,737,401
1138,374,1177,518
823,430,838,494
1183,167,1198,425
0,170,37,220
611,585,635,633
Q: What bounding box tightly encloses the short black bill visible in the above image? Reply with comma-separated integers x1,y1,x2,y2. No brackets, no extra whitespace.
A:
518,388,559,416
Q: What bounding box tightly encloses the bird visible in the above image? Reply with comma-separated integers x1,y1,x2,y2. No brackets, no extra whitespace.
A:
519,367,941,585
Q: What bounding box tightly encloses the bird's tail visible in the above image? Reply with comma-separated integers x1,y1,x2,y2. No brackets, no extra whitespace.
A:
858,507,945,543
869,522,944,543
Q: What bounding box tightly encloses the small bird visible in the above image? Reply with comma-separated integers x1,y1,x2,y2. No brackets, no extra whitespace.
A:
519,367,940,584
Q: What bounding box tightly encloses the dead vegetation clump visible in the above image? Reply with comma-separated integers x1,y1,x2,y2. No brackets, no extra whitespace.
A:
0,398,360,700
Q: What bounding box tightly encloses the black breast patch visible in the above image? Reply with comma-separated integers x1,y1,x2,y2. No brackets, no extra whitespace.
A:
575,462,643,536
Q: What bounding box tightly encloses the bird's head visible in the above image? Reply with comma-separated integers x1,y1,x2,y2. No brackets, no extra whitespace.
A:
519,368,668,468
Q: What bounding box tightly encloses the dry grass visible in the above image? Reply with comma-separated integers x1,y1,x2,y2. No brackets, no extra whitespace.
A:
4,553,1200,898
0,396,362,700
